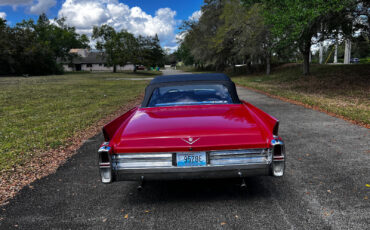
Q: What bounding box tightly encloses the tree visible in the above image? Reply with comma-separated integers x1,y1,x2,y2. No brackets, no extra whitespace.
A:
118,30,139,72
0,14,89,76
164,52,178,65
34,14,89,65
93,25,138,73
0,18,13,74
179,0,227,70
244,0,356,75
178,0,367,75
150,35,165,67
217,1,275,74
179,0,276,73
174,42,194,65
93,25,164,72
137,35,165,69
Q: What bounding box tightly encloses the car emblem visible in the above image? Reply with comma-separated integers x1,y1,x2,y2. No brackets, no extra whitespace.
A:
182,137,200,145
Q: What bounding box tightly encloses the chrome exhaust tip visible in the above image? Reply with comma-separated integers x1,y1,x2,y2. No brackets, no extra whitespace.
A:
240,179,247,189
137,176,145,191
238,171,247,189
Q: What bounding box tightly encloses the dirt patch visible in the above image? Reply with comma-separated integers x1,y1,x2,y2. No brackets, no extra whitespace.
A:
0,96,143,206
273,63,300,70
106,77,154,81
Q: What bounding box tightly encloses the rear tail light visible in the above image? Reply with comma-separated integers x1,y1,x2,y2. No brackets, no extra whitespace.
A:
98,146,113,183
271,139,285,177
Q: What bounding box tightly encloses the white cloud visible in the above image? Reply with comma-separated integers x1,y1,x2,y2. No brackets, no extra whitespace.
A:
58,0,177,48
0,0,55,13
0,12,6,19
58,0,109,29
0,0,32,10
164,45,178,54
176,32,187,42
30,0,57,14
0,0,33,6
189,10,202,21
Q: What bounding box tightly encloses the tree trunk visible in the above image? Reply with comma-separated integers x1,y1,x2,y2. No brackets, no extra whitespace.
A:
319,42,323,64
247,61,252,74
303,51,310,75
266,55,271,75
334,43,338,64
344,39,351,64
133,64,137,73
301,39,311,76
113,65,117,73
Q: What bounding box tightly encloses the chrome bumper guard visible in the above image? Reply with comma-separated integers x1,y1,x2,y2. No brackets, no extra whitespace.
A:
111,148,272,169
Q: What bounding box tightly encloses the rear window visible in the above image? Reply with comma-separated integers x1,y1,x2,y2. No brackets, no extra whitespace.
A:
148,84,233,107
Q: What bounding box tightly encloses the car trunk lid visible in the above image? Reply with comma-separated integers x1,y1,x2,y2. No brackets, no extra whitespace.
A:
113,104,270,153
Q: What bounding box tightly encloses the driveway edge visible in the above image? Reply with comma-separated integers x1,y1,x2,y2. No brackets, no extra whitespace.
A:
237,84,369,129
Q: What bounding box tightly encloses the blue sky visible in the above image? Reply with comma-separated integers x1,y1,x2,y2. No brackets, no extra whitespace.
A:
0,0,204,50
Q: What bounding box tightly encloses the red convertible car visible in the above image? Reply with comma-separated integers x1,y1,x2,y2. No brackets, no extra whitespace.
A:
98,74,285,186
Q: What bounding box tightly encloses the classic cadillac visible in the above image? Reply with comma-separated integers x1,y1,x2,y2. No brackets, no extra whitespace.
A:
98,73,285,186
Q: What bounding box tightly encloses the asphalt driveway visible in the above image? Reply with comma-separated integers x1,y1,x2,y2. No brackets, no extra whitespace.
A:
0,86,369,229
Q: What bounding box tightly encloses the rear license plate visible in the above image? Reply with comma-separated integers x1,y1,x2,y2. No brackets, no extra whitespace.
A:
177,152,207,167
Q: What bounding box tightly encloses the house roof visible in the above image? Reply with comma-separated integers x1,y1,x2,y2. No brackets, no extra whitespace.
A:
58,52,107,64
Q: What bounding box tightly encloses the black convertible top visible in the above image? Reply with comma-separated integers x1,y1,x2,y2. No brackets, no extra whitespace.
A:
142,73,240,107
149,73,232,85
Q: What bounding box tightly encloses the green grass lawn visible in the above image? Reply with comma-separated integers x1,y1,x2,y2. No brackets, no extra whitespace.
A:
0,72,156,172
232,64,370,126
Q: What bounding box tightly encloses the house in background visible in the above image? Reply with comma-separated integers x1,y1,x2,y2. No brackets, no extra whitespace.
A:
59,49,135,72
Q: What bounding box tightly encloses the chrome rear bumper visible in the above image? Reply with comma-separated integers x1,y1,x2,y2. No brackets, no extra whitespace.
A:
114,164,270,181
98,141,285,183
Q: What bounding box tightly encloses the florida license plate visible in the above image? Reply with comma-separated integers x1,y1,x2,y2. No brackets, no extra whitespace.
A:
176,152,207,167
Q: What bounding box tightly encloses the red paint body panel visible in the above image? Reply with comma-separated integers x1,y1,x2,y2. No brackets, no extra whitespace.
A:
104,103,279,154
102,107,138,141
242,101,278,134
